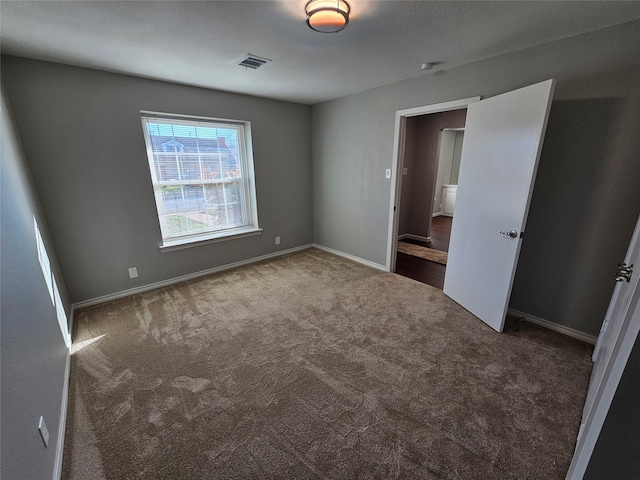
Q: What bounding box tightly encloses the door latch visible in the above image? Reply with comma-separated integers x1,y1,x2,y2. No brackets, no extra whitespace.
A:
499,230,518,239
615,263,634,283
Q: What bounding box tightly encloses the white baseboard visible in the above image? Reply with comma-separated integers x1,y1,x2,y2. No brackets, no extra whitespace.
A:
312,244,387,271
53,349,71,480
398,234,431,243
508,308,597,345
73,244,314,309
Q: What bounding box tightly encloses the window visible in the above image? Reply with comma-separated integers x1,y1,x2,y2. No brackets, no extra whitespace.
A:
140,112,260,249
34,216,71,348
34,216,54,305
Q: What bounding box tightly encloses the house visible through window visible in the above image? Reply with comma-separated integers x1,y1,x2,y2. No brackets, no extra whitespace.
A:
140,112,260,249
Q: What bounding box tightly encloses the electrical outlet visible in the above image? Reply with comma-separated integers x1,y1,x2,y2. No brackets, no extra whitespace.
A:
403,167,408,175
385,169,391,179
38,416,49,448
275,236,281,245
128,267,138,279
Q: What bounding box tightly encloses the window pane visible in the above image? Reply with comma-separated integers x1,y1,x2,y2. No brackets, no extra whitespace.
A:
203,183,224,207
147,122,174,137
226,203,244,228
223,156,241,179
162,212,210,237
203,182,246,229
158,185,202,214
204,205,226,229
178,155,202,181
171,124,196,140
201,155,221,179
160,186,183,213
155,154,179,182
224,182,241,204
182,185,204,212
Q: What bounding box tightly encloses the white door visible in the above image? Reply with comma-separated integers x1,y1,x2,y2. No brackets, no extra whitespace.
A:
443,79,555,332
582,215,640,435
567,215,639,479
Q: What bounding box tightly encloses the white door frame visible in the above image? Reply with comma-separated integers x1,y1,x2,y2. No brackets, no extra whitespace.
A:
566,220,640,479
567,284,639,478
385,97,480,272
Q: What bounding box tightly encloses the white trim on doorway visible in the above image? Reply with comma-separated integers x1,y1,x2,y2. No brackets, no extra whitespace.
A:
385,97,481,272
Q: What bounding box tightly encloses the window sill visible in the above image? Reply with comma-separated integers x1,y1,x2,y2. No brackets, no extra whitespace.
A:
160,228,263,253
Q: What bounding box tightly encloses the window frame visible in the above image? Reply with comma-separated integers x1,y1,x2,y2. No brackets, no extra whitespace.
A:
140,111,261,251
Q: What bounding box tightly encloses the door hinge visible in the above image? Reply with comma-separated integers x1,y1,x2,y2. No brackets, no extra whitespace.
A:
615,263,633,283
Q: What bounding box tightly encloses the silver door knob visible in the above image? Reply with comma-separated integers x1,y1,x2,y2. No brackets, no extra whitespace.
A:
500,230,518,239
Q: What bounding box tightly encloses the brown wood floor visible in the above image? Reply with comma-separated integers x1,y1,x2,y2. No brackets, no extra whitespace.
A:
395,216,452,289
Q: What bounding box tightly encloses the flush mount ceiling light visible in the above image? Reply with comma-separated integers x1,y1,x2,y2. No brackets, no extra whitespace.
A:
306,0,350,33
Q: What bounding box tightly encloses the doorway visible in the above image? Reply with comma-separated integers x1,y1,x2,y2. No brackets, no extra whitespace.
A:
387,98,479,288
386,97,480,274
396,120,461,289
388,81,554,328
397,125,463,288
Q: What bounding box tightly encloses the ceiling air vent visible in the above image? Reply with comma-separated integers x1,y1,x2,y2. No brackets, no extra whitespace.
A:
237,54,272,70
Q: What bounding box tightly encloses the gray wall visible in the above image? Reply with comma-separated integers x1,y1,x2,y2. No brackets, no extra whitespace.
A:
1,57,313,303
1,86,70,480
584,331,640,479
312,20,640,336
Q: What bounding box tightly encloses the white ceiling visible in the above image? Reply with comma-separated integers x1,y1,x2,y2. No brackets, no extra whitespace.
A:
1,1,639,105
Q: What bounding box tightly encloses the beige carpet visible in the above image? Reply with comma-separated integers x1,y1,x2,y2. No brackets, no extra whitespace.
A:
62,248,592,479
397,241,448,264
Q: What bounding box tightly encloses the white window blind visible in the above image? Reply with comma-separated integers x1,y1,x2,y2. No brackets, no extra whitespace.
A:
140,113,259,248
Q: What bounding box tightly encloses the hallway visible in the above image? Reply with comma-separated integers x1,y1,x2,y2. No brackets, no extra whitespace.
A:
395,216,452,289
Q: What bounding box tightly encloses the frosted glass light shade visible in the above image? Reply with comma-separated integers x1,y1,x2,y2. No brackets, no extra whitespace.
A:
306,0,350,33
